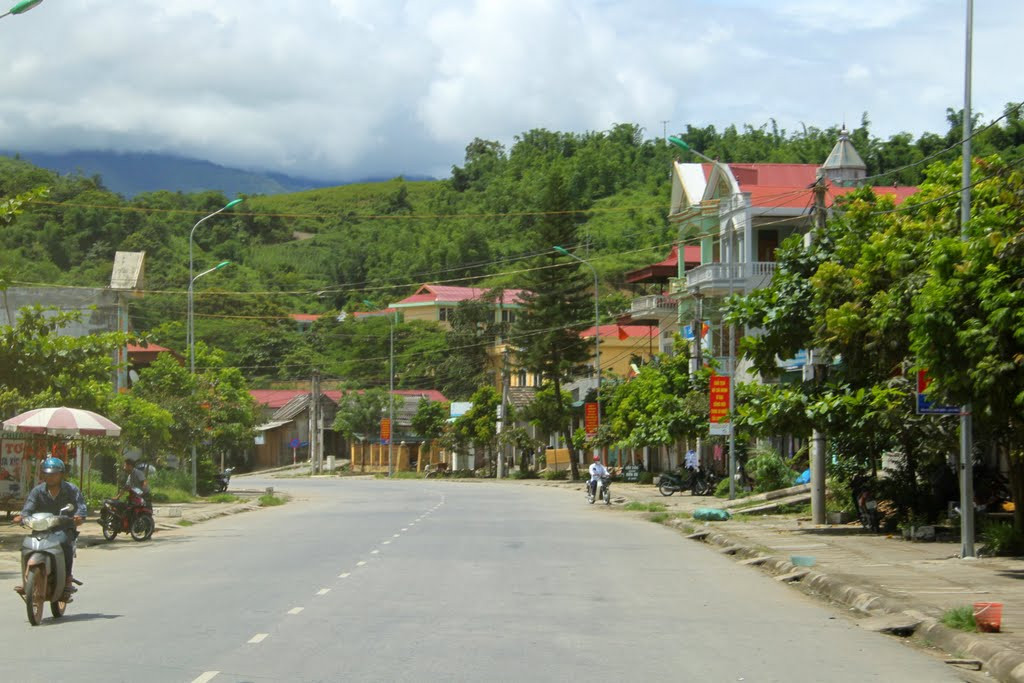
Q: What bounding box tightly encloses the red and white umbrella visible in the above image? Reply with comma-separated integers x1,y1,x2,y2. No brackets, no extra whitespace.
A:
3,407,122,437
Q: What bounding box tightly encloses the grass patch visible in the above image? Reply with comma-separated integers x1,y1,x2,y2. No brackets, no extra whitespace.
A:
259,493,287,507
624,502,668,512
648,512,670,524
151,487,197,504
377,471,422,479
206,493,241,504
541,470,568,481
941,606,978,632
177,520,194,527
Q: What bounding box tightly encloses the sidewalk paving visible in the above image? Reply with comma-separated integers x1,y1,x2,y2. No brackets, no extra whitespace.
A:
562,479,1024,682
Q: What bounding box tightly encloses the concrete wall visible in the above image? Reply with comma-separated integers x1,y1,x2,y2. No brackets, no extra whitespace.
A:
0,287,119,336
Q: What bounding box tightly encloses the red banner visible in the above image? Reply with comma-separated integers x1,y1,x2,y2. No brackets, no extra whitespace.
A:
709,373,730,424
584,402,599,436
380,418,391,443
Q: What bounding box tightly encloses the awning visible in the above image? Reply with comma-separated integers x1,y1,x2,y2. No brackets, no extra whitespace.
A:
256,420,290,432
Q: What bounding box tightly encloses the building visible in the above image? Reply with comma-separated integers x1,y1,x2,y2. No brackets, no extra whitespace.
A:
619,244,702,358
389,284,527,328
667,129,917,379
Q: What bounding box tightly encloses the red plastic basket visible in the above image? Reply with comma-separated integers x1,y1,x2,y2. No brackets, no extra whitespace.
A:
974,602,1003,633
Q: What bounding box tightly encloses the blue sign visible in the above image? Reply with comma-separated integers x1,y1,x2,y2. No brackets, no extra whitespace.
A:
289,437,301,449
916,394,960,415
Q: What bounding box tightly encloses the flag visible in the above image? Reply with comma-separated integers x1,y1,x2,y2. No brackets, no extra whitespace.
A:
618,325,629,340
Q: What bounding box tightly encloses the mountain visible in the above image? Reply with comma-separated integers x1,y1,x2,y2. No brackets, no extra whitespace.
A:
0,150,411,198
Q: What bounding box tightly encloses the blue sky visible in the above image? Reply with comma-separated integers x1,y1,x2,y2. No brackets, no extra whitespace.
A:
0,0,1018,181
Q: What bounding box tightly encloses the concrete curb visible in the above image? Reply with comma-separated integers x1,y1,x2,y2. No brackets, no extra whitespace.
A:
677,521,1024,682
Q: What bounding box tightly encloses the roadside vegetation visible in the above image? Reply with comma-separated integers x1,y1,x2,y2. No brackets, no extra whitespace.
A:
941,606,978,633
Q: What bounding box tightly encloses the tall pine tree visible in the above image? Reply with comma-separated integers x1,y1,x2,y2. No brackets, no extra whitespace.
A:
513,172,594,480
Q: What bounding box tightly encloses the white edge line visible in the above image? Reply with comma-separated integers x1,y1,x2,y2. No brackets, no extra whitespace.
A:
192,673,220,683
357,561,367,566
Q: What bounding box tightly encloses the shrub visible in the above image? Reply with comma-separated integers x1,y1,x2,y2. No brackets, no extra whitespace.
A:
714,477,731,498
981,521,1024,556
510,470,539,480
637,472,654,485
259,493,286,507
85,481,118,511
541,469,568,480
747,448,795,493
941,606,977,632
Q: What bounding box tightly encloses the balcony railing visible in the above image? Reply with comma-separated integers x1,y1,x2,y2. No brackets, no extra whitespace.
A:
680,261,778,295
629,294,676,318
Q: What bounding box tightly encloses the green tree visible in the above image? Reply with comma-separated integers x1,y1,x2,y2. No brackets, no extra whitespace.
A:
451,385,501,473
333,388,390,471
411,396,449,467
513,172,593,479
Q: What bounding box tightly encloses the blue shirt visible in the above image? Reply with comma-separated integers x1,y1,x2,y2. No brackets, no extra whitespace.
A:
20,480,87,520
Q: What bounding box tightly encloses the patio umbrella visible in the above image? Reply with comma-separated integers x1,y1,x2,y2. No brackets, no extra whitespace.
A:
3,406,122,437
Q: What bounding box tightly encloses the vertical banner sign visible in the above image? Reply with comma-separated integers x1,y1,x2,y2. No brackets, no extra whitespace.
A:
584,402,599,436
380,418,391,443
709,373,731,435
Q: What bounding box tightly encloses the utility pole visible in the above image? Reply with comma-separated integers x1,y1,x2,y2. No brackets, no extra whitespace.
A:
810,175,828,524
497,348,510,479
310,370,320,474
960,0,975,558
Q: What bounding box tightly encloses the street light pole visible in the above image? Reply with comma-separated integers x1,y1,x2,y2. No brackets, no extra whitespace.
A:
960,0,975,559
0,0,42,20
188,260,231,495
553,246,601,451
188,199,243,372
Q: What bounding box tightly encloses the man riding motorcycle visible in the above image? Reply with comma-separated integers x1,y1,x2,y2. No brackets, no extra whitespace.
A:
120,457,151,504
588,455,608,498
13,457,86,601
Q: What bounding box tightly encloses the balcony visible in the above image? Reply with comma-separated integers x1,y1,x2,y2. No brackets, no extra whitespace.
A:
671,262,778,298
628,294,677,323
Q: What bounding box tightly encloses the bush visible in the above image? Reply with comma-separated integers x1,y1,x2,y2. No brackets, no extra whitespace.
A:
85,481,118,511
747,449,795,494
714,477,731,498
981,521,1024,556
637,472,654,485
259,493,286,506
941,606,977,632
510,470,539,480
541,469,568,480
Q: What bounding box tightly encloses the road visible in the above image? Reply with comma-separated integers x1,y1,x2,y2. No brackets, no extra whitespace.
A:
0,477,968,682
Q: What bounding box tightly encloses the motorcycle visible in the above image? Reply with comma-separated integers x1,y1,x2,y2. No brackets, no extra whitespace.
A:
586,475,612,505
214,467,234,493
16,504,81,626
99,486,154,542
852,476,881,533
659,468,718,496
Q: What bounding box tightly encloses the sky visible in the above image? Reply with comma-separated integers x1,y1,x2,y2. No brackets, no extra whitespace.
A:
1,0,1019,182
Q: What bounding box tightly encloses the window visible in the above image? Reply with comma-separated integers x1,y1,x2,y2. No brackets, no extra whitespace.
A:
501,309,517,323
438,307,455,321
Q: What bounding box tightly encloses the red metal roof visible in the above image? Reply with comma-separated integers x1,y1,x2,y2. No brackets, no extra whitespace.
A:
253,388,449,409
625,245,702,284
127,343,172,354
394,284,527,306
289,314,322,323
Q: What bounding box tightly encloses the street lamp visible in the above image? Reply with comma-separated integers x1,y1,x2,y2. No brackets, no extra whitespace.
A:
188,199,243,369
553,245,601,451
0,0,42,20
187,259,231,495
364,300,395,477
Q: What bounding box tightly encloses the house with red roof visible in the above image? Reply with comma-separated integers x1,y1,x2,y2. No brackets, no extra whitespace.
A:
667,127,918,376
389,284,528,328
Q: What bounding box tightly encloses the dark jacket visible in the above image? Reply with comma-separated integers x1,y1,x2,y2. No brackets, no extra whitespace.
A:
20,480,87,519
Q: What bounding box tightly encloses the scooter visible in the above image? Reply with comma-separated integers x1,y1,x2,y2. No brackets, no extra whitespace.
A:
586,475,612,505
99,486,154,541
15,504,81,626
214,467,234,493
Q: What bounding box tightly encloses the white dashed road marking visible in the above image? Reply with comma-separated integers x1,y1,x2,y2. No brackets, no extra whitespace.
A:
357,561,367,567
288,607,304,615
339,572,351,579
248,633,269,644
371,549,380,554
393,534,400,537
317,588,331,595
192,672,220,683
382,541,391,545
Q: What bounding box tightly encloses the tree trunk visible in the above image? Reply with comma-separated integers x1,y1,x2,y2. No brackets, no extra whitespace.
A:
551,374,579,480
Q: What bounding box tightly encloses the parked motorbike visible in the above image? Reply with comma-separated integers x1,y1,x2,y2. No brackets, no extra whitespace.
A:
99,486,154,542
16,504,81,625
659,468,718,496
852,476,881,533
586,475,612,505
214,467,234,493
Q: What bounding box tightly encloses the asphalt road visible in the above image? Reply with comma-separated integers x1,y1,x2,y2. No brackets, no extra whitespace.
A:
0,477,968,682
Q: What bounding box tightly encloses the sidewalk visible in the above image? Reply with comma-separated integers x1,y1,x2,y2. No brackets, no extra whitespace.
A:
577,480,1024,682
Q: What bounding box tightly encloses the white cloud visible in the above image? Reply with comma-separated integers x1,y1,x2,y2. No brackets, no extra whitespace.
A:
0,0,1020,181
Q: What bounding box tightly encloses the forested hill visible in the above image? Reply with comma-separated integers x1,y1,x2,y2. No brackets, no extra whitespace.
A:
1,106,1021,390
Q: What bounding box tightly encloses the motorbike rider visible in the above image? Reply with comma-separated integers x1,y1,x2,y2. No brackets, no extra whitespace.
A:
119,457,151,504
13,457,86,600
588,454,608,497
